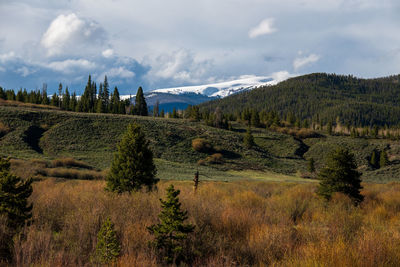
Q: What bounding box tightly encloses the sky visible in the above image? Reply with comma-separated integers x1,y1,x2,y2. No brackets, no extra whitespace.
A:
0,0,399,94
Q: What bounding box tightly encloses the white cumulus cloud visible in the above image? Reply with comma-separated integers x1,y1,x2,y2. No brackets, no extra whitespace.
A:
102,49,114,58
293,53,320,71
41,13,106,57
145,49,213,85
47,59,96,73
102,67,135,79
249,18,277,38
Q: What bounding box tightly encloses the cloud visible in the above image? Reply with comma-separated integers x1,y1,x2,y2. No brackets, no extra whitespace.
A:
101,67,135,79
16,66,35,77
47,59,96,73
249,18,277,38
41,13,106,57
102,49,114,58
145,49,214,86
0,52,16,63
271,71,292,82
293,53,320,71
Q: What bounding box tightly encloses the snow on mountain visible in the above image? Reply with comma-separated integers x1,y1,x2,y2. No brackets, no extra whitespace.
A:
151,75,282,98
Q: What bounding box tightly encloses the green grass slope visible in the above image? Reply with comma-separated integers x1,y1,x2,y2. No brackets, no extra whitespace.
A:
1,104,400,182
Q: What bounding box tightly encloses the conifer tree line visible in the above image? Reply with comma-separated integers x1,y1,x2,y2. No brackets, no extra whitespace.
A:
0,75,149,116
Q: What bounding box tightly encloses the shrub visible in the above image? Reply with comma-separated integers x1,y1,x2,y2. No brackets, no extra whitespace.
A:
51,158,92,169
192,138,212,153
0,122,10,137
37,168,105,180
205,153,224,164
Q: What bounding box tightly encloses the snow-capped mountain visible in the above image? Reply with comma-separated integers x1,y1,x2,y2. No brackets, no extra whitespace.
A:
151,75,277,98
122,72,291,112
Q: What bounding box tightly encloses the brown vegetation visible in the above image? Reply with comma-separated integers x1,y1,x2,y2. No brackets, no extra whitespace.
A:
9,180,400,266
192,138,213,153
274,127,321,139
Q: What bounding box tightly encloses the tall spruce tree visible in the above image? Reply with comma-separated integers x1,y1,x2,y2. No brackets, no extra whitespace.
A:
244,126,255,149
370,150,378,168
380,150,389,167
0,158,33,261
308,157,315,173
148,184,195,265
134,86,148,116
106,122,158,193
317,147,363,205
94,217,121,264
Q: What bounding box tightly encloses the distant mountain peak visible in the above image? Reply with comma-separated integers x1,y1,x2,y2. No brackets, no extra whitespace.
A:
150,75,282,98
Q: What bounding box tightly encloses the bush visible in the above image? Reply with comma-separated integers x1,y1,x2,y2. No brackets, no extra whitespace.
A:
0,122,10,137
205,153,224,164
51,158,93,169
37,168,105,180
192,138,213,153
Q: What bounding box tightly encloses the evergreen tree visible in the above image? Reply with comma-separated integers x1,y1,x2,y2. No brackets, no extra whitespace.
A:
317,147,363,205
380,150,389,167
134,87,148,116
370,150,378,168
153,101,160,117
58,83,63,108
327,121,333,135
63,87,70,110
250,110,260,127
171,107,178,118
111,87,120,114
94,217,121,264
106,122,158,193
103,76,109,108
148,184,195,265
308,158,315,173
244,126,255,149
160,109,165,118
0,158,33,261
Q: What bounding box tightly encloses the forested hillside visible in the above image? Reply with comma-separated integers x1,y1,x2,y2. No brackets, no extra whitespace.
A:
199,73,400,127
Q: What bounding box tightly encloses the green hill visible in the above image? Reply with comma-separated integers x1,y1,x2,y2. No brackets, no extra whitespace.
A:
1,102,400,182
199,73,400,127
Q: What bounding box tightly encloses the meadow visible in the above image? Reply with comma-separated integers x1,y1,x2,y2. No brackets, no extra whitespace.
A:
2,102,400,266
5,179,400,266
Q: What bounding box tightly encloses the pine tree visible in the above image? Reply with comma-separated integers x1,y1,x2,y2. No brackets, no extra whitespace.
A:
0,158,33,261
63,87,70,110
153,101,160,117
317,147,363,205
308,158,315,173
106,122,158,193
244,126,255,149
148,184,195,265
111,87,120,114
103,76,109,108
327,121,333,135
134,87,148,116
370,150,378,168
380,150,389,167
250,110,260,128
94,217,120,264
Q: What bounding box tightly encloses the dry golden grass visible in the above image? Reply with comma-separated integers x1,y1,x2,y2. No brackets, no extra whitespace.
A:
8,180,400,266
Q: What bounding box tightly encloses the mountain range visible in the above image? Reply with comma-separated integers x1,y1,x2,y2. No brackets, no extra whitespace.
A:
121,74,288,112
